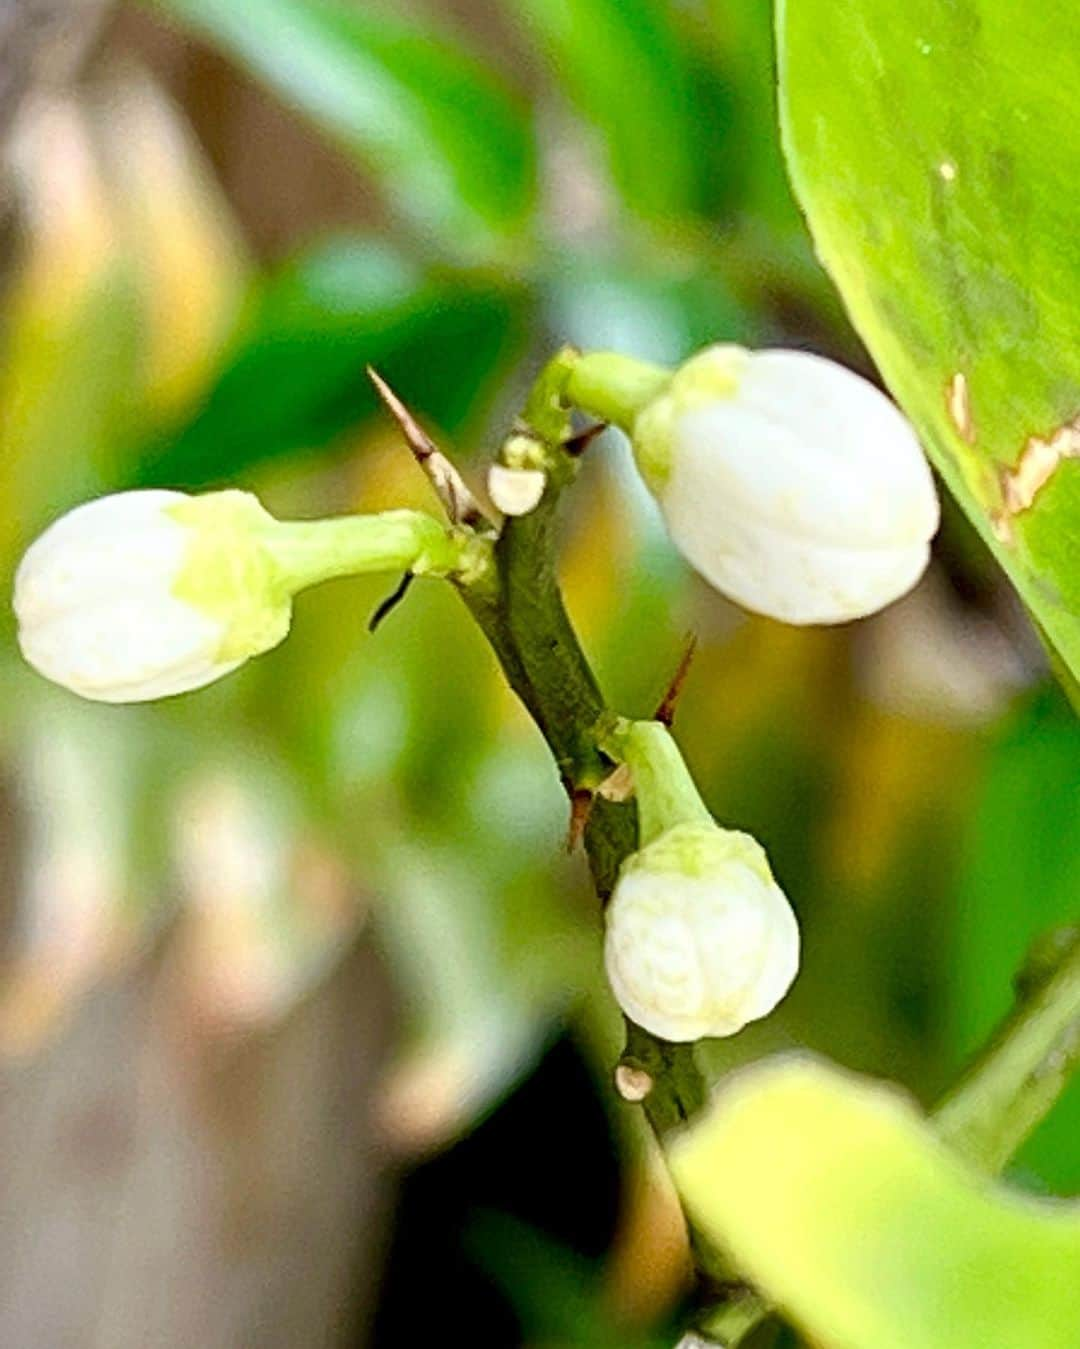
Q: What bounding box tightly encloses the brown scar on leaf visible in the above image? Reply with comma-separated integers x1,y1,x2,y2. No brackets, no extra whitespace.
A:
946,372,976,444
992,414,1080,544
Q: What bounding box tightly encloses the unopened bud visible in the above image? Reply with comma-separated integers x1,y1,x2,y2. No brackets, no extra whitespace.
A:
14,489,457,703
569,346,939,625
605,821,799,1043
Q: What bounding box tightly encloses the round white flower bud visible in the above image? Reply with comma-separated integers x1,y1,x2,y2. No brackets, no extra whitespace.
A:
632,346,940,624
604,822,799,1042
14,490,291,703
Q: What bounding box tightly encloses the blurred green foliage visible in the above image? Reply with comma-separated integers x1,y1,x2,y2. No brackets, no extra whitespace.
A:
950,688,1080,1192
133,237,526,487
150,0,537,256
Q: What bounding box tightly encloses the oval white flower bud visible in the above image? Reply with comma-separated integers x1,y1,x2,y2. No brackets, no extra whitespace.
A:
633,346,940,624
604,822,799,1042
14,489,291,703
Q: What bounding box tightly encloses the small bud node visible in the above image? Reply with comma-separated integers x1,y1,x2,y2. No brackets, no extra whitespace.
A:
488,464,547,517
614,1062,654,1102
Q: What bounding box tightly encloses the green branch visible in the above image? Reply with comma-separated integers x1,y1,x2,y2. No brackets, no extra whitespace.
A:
935,925,1080,1172
412,352,1080,1347
456,352,706,1126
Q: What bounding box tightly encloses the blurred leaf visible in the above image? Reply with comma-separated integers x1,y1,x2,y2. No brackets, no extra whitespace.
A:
131,236,525,487
778,0,1080,683
503,0,706,221
148,0,536,258
169,755,357,1032
951,686,1080,1191
96,73,249,425
0,80,248,551
371,826,569,1154
471,1213,606,1345
547,250,752,364
671,1056,1080,1349
270,575,591,1153
0,272,140,546
703,0,800,230
0,98,143,556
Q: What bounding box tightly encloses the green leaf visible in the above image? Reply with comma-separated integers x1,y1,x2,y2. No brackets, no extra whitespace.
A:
131,236,524,488
670,1056,1080,1349
777,0,1080,682
951,686,1080,1191
147,0,536,259
502,0,705,220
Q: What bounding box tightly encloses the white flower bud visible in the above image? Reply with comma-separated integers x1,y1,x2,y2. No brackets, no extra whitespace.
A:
14,490,291,703
632,346,940,624
604,822,799,1042
15,489,458,704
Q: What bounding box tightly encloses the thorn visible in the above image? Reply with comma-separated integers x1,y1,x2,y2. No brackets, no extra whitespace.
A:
367,366,492,531
563,422,607,457
654,634,698,727
566,787,594,854
367,365,435,461
368,572,415,632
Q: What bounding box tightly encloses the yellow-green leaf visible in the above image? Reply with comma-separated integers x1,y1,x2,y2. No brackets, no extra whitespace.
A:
670,1056,1080,1349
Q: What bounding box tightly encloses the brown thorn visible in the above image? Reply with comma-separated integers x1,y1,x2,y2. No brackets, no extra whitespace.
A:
563,422,608,457
367,365,435,460
654,634,698,727
368,572,415,632
367,366,492,531
566,788,594,854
